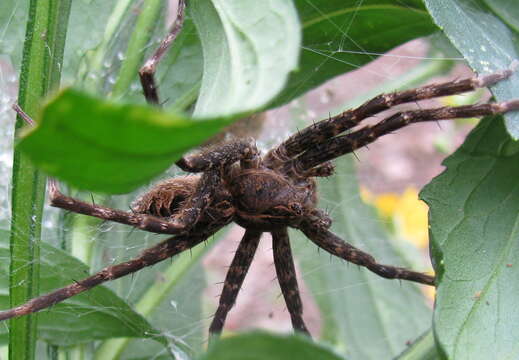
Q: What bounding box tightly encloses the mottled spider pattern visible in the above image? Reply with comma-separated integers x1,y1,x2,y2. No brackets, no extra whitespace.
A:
2,0,519,338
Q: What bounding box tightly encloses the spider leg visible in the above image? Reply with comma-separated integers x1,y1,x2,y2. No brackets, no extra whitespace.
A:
266,63,517,167
300,161,335,178
139,0,186,105
284,100,519,174
209,230,262,335
0,231,212,321
170,168,220,231
48,179,187,234
299,221,435,286
135,2,263,175
50,153,234,236
176,138,260,173
271,228,310,335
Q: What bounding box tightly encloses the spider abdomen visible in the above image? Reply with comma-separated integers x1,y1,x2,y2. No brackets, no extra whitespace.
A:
228,168,315,230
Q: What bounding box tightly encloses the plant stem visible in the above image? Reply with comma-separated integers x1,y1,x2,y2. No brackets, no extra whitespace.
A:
9,0,71,359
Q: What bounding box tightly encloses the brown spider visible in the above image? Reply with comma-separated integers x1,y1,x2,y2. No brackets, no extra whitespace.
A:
3,0,519,338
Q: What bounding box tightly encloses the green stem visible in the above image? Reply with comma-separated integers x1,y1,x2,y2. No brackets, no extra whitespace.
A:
111,0,164,99
9,1,71,359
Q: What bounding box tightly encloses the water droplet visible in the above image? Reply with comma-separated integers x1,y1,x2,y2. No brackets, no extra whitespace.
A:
130,82,140,91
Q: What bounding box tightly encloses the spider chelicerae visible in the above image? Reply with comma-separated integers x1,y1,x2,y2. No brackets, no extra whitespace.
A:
3,0,519,338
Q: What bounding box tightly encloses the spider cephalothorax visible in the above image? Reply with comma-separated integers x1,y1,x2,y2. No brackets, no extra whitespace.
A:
2,0,519,339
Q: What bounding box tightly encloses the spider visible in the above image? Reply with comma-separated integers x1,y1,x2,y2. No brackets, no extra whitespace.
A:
2,0,519,338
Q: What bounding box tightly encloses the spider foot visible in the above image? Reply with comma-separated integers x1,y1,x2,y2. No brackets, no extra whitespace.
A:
493,99,519,113
474,59,519,88
306,209,332,231
303,162,335,178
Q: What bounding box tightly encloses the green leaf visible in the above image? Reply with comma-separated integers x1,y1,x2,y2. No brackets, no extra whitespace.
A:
0,230,162,347
18,0,303,194
483,0,519,33
292,156,432,359
17,89,236,193
198,332,344,360
271,0,437,107
423,0,519,138
190,0,301,117
421,117,519,359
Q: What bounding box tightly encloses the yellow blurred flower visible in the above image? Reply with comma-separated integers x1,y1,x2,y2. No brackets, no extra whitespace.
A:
362,186,434,300
362,187,429,249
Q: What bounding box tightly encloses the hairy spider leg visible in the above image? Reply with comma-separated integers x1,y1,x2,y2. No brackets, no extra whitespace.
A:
299,221,435,286
167,169,221,232
48,179,186,234
139,0,186,105
272,228,309,334
284,100,519,174
0,232,213,321
176,139,259,173
136,0,203,176
266,64,517,167
209,230,262,334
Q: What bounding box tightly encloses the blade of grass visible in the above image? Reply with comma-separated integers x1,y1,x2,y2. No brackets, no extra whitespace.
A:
111,0,164,100
80,0,134,92
395,329,439,360
9,0,71,359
